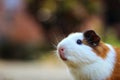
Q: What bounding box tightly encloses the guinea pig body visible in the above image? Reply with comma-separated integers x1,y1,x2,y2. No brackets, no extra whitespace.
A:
57,30,120,80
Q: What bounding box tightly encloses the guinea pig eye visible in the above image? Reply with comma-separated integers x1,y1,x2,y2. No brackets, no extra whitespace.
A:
76,39,82,45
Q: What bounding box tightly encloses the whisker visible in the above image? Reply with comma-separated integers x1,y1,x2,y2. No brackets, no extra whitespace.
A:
51,42,57,49
49,50,58,57
54,35,59,45
51,31,66,49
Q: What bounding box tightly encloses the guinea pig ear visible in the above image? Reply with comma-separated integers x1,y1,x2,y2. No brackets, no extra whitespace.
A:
83,30,100,47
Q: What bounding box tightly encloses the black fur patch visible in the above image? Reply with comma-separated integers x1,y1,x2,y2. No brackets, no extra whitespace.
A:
83,30,100,47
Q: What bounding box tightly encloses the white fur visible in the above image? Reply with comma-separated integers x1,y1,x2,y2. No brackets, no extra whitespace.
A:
57,33,116,80
70,44,116,80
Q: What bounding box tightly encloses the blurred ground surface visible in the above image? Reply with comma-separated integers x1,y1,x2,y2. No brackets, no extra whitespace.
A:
0,54,72,80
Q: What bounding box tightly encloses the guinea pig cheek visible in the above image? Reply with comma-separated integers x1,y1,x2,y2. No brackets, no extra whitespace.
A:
74,46,99,63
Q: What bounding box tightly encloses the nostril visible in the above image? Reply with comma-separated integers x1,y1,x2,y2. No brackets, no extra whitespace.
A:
61,48,64,51
59,47,64,52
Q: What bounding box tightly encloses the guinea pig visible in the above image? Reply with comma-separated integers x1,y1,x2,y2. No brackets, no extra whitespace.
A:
56,30,120,80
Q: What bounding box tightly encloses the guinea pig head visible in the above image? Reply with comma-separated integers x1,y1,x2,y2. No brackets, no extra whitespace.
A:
57,30,101,66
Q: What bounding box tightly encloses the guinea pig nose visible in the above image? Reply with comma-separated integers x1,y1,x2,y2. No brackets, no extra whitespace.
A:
59,47,64,53
58,47,67,61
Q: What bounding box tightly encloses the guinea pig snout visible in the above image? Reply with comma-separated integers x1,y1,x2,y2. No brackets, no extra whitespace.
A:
59,47,64,53
58,47,67,61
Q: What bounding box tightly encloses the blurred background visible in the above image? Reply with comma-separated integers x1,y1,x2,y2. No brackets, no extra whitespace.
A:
0,0,120,80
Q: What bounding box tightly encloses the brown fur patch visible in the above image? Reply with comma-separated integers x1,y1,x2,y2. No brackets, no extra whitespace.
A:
83,39,109,59
83,39,120,79
108,47,120,80
92,42,109,59
82,39,88,45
